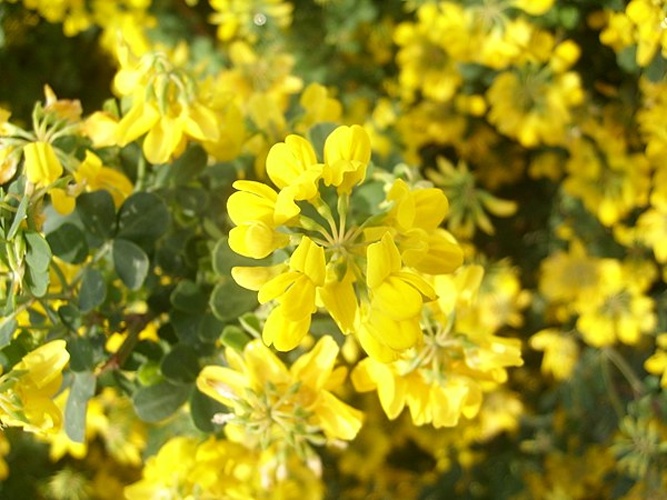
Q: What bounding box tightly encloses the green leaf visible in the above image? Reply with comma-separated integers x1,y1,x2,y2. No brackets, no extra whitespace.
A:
6,193,29,240
78,268,106,313
170,310,202,344
112,238,149,290
198,314,225,343
0,318,17,349
176,187,210,217
132,380,191,423
64,371,96,443
210,279,258,322
558,5,579,30
24,231,51,272
116,192,170,249
219,325,251,351
137,360,163,386
46,223,88,264
190,387,227,433
169,144,207,185
160,344,200,385
617,46,639,75
58,304,82,332
76,191,116,244
170,280,208,314
67,337,94,372
645,55,667,82
25,265,49,297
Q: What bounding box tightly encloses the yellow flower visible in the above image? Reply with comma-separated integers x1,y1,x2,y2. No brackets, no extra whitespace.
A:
83,110,119,148
353,262,523,428
209,0,293,43
512,0,554,15
0,340,70,435
356,233,436,362
23,141,64,188
258,237,326,351
539,240,619,318
113,47,219,164
427,158,517,239
123,436,200,500
197,336,362,479
393,3,463,102
74,150,134,207
561,259,657,348
0,145,20,184
529,328,579,381
0,431,9,481
227,180,298,258
266,133,322,203
384,178,463,274
644,334,667,388
563,112,652,227
322,124,371,193
228,124,463,360
486,63,583,147
296,83,342,132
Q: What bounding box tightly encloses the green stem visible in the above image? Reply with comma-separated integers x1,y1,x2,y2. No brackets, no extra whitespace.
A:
311,197,339,242
601,352,624,419
604,346,645,397
135,153,147,192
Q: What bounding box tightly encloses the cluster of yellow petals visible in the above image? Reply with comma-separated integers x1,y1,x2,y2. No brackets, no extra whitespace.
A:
91,44,220,165
537,240,656,352
227,124,464,361
196,336,363,480
600,0,667,67
353,264,523,427
0,340,70,435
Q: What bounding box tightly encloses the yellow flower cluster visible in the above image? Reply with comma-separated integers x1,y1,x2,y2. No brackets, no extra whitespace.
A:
228,124,464,361
601,0,667,66
0,340,69,435
87,43,220,165
197,335,362,480
0,86,132,215
352,263,524,428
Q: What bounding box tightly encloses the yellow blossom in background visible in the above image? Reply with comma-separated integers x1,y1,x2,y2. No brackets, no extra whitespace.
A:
428,157,517,239
486,60,584,147
393,3,462,103
208,0,294,43
644,334,667,388
530,328,579,381
0,432,9,480
610,0,667,66
512,0,555,16
538,240,620,321
575,263,656,348
113,43,219,164
563,111,652,228
296,83,343,133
